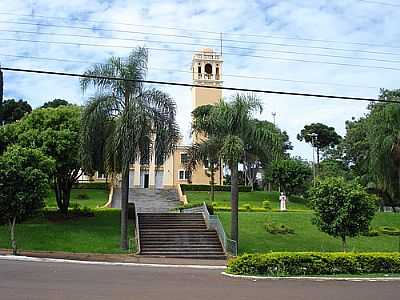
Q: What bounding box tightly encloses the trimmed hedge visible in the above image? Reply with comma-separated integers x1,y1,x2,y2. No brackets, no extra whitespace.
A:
180,184,252,192
72,182,109,190
227,253,400,276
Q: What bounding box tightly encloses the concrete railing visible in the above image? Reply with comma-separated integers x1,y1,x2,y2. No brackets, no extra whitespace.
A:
201,202,237,256
134,206,141,254
177,184,188,205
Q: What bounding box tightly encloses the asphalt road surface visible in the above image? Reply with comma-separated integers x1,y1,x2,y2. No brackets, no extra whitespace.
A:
1,259,400,300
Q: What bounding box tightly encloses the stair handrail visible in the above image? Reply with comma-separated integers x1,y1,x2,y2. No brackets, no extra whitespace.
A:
201,202,237,256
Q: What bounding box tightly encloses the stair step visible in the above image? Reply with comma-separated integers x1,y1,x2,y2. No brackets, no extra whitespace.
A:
141,246,223,250
139,254,226,259
141,243,222,247
140,229,214,232
140,251,225,255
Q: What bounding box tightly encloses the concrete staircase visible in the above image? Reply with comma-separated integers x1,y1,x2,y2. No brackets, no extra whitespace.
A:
111,188,180,212
138,213,226,259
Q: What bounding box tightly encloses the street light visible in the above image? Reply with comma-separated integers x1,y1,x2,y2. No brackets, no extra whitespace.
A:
308,133,318,186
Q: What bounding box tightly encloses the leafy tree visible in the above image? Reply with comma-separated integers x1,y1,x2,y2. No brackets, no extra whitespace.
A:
297,123,342,165
192,94,281,246
0,145,54,255
367,93,400,211
0,99,32,125
4,106,82,214
242,121,288,191
185,137,221,202
342,117,370,180
310,177,376,251
41,98,70,109
265,158,312,196
80,48,179,249
319,159,352,180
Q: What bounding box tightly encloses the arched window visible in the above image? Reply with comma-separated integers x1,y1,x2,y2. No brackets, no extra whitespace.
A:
205,63,212,74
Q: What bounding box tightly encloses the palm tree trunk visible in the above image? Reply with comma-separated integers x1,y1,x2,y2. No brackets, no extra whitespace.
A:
120,164,130,250
341,235,346,252
231,160,239,247
9,216,17,255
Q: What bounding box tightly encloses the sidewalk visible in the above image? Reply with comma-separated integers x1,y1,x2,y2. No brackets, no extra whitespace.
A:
0,249,227,266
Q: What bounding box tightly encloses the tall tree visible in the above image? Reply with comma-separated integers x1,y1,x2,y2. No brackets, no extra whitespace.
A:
41,99,70,109
0,145,54,255
192,94,281,247
0,99,32,125
265,157,312,196
3,106,82,213
80,48,179,250
342,117,370,180
297,123,341,165
367,91,400,211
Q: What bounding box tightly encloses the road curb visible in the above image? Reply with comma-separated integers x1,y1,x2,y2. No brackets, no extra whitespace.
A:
221,272,400,282
0,255,226,270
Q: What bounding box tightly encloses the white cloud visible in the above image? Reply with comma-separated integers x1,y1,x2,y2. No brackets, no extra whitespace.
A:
0,0,398,159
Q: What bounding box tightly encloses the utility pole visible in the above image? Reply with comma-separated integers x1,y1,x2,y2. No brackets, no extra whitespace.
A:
0,65,3,125
272,112,276,125
309,133,318,186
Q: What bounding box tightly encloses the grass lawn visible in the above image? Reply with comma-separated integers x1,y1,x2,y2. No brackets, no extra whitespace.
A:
186,191,308,210
45,188,109,209
218,211,400,254
0,210,135,254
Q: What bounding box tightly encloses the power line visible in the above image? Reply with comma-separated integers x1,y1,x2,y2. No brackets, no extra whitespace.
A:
0,53,382,89
1,66,396,103
2,19,399,57
357,0,400,7
2,28,400,63
2,37,400,71
0,11,399,49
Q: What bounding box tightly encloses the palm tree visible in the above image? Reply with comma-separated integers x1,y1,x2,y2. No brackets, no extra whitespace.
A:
80,48,180,249
192,94,281,246
185,137,222,203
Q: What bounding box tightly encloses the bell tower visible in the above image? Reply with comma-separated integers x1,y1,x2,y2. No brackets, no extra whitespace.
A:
191,48,223,110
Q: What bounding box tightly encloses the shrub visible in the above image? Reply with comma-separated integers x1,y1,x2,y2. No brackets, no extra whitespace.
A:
214,206,231,212
262,200,271,210
180,184,252,192
227,253,400,276
206,203,214,215
76,193,89,200
213,206,269,212
72,182,109,190
362,229,380,237
265,223,295,235
242,204,251,211
379,226,400,236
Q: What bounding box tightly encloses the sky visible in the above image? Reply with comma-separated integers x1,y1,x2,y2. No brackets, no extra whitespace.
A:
0,0,399,160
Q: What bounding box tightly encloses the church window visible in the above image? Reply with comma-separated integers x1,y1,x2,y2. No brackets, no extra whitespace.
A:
205,63,212,74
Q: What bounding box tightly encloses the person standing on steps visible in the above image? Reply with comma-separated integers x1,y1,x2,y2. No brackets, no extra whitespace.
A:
279,192,287,211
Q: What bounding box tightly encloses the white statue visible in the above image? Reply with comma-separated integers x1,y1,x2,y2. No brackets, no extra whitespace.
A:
279,192,287,211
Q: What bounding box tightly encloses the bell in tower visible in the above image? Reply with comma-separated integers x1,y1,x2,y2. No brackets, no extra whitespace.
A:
191,48,223,110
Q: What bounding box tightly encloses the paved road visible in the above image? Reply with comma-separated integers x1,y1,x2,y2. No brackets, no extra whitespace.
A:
1,259,400,300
